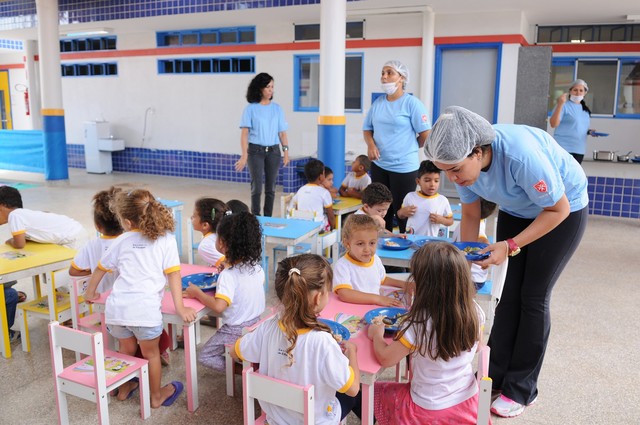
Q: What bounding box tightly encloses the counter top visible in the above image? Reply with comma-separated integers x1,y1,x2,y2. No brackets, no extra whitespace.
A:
581,159,640,178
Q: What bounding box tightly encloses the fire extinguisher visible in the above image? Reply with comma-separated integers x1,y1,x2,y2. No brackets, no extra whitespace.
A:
24,88,30,116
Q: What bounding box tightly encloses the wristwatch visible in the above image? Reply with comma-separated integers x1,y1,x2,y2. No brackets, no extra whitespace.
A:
281,145,289,151
505,238,521,257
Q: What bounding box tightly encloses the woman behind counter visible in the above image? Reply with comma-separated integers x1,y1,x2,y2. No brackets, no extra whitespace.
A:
235,72,290,217
424,106,588,419
363,60,431,233
549,79,594,164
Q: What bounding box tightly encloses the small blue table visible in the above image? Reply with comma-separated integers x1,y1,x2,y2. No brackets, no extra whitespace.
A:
257,216,323,289
377,235,451,268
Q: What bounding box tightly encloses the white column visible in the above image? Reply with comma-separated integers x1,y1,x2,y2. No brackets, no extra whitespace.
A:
420,6,435,115
23,40,41,130
319,0,346,117
36,0,63,110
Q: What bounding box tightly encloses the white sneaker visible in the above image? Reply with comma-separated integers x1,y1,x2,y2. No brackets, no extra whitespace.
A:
491,394,537,418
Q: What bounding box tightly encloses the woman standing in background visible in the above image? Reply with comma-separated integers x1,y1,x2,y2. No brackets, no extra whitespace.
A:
362,60,431,233
549,79,595,164
235,73,290,216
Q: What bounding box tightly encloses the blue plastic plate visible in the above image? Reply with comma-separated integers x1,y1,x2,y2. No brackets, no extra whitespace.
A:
590,132,609,137
632,157,640,163
453,242,490,261
364,307,409,332
413,238,433,248
181,273,218,292
319,319,350,341
379,237,412,251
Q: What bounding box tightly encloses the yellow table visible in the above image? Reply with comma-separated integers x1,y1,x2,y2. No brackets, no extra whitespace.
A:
0,242,76,358
331,196,362,257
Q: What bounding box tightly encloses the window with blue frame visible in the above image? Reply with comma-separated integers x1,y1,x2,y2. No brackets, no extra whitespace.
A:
157,27,255,47
158,57,255,74
549,57,640,117
294,54,363,112
61,62,117,77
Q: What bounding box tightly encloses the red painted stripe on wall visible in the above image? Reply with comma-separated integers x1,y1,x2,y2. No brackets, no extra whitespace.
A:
0,63,24,69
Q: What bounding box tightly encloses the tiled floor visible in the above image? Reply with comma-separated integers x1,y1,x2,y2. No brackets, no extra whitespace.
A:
0,168,638,424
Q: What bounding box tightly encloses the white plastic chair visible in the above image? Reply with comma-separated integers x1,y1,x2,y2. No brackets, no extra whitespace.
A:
475,258,509,331
242,365,315,425
48,321,150,425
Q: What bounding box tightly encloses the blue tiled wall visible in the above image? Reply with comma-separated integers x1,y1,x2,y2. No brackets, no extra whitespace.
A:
0,0,362,31
67,145,640,219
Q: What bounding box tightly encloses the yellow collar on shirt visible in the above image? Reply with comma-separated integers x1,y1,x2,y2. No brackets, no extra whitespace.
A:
278,321,312,335
416,191,439,199
345,252,374,267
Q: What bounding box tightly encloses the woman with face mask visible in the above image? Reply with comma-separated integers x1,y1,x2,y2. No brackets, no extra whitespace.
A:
362,60,431,233
549,79,595,164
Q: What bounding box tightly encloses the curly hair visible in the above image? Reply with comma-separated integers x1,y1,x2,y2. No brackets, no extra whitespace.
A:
341,214,378,244
216,211,262,269
93,186,123,236
397,242,479,361
275,254,332,366
195,197,229,233
110,189,174,240
0,186,23,209
361,182,392,207
246,72,274,103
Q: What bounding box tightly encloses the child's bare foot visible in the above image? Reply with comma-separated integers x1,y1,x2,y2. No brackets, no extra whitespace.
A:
116,378,139,401
151,381,183,408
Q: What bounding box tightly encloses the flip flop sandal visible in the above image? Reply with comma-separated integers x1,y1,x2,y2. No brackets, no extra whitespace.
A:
117,377,139,400
17,291,27,303
161,381,184,407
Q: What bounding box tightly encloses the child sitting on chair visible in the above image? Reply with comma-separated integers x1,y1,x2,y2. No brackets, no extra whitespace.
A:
397,160,454,237
451,198,497,291
339,154,372,199
0,185,88,250
333,214,409,306
190,197,230,269
355,182,405,239
84,189,196,408
368,242,486,425
289,159,336,231
322,166,340,199
184,211,265,372
232,254,361,424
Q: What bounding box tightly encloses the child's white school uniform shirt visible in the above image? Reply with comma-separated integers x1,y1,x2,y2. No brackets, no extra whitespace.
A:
340,172,371,192
214,263,265,326
8,208,88,249
197,232,224,268
332,252,386,294
236,316,355,425
70,235,119,293
403,191,453,237
98,231,180,327
398,302,485,410
290,183,333,228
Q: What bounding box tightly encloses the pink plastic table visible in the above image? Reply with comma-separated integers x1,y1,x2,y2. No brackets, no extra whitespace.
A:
93,263,215,412
320,294,387,425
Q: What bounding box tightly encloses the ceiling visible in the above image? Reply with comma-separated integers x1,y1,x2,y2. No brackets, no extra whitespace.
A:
0,0,639,40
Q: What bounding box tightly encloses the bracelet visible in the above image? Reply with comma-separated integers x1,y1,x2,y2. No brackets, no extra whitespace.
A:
503,240,510,255
281,145,289,151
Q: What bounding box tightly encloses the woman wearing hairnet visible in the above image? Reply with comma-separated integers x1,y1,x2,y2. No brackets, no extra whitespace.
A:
362,60,431,233
424,106,588,418
549,79,596,164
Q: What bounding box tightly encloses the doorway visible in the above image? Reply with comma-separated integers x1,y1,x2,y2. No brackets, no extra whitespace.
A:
0,71,13,129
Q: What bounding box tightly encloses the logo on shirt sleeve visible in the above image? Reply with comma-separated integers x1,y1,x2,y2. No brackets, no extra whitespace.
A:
421,114,428,122
533,180,548,193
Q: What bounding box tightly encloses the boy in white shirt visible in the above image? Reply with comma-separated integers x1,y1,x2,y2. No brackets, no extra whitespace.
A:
397,160,454,237
290,159,336,230
0,186,88,250
339,154,372,199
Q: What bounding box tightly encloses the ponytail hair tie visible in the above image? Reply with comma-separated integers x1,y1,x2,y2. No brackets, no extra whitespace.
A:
288,268,301,277
225,210,232,216
211,208,216,220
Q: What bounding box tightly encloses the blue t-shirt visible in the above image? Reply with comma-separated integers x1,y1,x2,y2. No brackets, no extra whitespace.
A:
551,101,590,155
456,124,589,219
239,102,288,146
363,93,431,173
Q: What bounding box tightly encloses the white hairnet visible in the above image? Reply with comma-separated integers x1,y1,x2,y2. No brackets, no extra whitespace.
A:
570,79,588,92
383,60,409,86
423,106,496,165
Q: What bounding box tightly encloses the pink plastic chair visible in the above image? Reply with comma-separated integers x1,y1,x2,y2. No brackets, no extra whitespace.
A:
48,321,150,424
476,344,492,425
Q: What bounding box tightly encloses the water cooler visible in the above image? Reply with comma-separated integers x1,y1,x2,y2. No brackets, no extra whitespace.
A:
84,121,125,174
